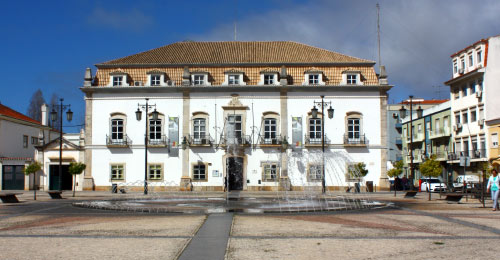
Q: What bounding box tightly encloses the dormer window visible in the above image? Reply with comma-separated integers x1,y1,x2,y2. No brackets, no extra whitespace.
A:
303,69,325,85
258,69,279,86
113,76,123,86
341,70,363,85
151,75,161,86
229,75,240,85
264,74,274,85
309,74,319,84
191,72,211,86
194,75,204,85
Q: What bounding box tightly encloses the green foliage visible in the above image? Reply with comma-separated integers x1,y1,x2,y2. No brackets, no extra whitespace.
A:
24,162,41,176
68,162,86,175
348,162,369,178
479,162,493,178
419,155,441,178
387,160,403,178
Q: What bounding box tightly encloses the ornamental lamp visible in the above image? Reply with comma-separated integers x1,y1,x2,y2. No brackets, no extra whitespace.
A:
135,108,142,121
311,106,318,118
327,106,334,119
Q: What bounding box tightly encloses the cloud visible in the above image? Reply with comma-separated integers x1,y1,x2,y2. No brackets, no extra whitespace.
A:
194,0,500,102
87,7,153,32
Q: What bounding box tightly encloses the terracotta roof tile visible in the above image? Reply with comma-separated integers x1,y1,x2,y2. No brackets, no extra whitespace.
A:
0,104,41,125
97,41,373,66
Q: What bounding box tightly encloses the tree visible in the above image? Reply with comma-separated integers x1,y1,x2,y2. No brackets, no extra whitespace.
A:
49,93,61,129
348,162,369,192
420,155,442,200
27,89,45,122
68,162,86,197
387,160,404,196
24,162,42,200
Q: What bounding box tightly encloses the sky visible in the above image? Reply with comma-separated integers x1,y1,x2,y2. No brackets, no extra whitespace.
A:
1,0,499,131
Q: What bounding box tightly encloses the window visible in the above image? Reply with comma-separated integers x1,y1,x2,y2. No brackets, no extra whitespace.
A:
492,133,499,148
148,164,162,180
453,60,458,73
193,118,206,140
309,118,322,143
112,76,123,86
149,118,162,142
31,136,38,145
454,88,459,99
460,57,465,70
470,108,477,122
262,163,278,181
347,74,357,84
264,74,274,85
111,119,124,140
227,115,242,138
470,81,476,94
480,135,486,150
478,79,483,91
477,49,482,63
444,116,449,129
462,110,468,124
455,141,461,154
347,118,360,139
308,164,322,181
418,124,422,133
228,75,240,85
193,164,206,180
150,75,161,86
463,140,469,156
263,118,277,143
309,74,319,84
462,85,468,97
454,112,460,124
468,53,473,67
434,118,440,134
193,75,205,85
111,165,124,180
23,135,28,148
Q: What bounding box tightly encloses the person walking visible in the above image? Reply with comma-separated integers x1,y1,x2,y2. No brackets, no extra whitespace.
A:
487,169,500,211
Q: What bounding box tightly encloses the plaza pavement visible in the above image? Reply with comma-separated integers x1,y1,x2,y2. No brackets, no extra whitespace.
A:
0,190,498,260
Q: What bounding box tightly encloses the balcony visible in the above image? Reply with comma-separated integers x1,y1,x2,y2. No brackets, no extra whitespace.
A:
343,134,368,147
412,132,425,142
148,135,169,147
259,135,284,146
220,135,252,146
304,134,330,146
430,151,448,160
429,128,451,139
106,134,132,147
188,134,214,146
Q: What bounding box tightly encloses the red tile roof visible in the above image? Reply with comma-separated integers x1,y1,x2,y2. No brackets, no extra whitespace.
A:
0,104,41,125
399,99,449,105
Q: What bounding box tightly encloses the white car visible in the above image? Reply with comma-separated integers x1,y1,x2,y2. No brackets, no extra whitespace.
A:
421,178,447,192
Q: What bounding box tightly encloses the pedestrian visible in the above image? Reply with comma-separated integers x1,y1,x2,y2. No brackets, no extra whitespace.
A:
487,169,500,211
402,176,408,191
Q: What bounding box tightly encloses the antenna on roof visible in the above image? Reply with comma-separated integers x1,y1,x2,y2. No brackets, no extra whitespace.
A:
234,0,238,41
376,3,381,73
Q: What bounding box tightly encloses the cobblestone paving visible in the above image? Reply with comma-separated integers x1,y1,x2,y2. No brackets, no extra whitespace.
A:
0,191,498,259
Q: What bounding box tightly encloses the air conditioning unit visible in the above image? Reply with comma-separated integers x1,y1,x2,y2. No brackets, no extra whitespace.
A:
476,90,482,98
134,81,143,86
478,119,485,125
474,150,481,157
459,68,464,74
477,63,483,68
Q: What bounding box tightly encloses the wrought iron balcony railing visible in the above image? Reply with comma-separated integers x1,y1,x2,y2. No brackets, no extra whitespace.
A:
188,134,214,146
304,134,330,145
343,134,368,145
259,135,283,145
220,135,252,146
106,134,132,147
148,135,169,146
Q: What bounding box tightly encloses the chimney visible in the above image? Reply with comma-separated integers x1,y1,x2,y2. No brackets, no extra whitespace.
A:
182,66,191,86
84,68,92,87
280,66,288,85
41,103,49,126
378,66,388,85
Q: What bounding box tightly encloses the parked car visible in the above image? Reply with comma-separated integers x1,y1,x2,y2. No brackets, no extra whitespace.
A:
420,178,447,192
453,175,480,191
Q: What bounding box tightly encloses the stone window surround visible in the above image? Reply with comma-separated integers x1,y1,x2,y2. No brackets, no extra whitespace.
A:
261,161,280,182
148,163,164,181
110,163,126,182
146,71,168,87
108,72,130,87
110,112,127,140
222,70,246,86
307,163,322,182
261,111,280,141
258,72,279,86
345,111,363,139
303,70,325,85
341,70,363,85
345,162,362,182
191,72,211,86
306,111,323,144
191,111,210,138
192,162,209,182
148,112,165,138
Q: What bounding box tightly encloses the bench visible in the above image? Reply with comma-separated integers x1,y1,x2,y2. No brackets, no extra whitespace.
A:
0,193,22,203
404,191,418,198
47,191,63,199
445,193,463,203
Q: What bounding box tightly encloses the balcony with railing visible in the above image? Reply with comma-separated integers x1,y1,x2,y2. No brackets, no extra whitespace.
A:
304,134,330,146
106,134,132,147
220,135,252,146
188,134,214,146
343,134,368,146
259,134,284,147
148,135,169,147
412,132,425,142
429,127,451,139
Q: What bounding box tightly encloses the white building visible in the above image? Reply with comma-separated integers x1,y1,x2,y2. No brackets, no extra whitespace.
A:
445,35,500,174
81,41,392,191
0,104,57,190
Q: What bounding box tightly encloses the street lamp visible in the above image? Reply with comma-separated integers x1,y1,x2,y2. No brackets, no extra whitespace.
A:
399,95,422,189
311,95,334,193
135,98,158,195
50,98,72,191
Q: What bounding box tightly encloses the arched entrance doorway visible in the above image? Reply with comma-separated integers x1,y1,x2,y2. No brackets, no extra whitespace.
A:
226,157,244,191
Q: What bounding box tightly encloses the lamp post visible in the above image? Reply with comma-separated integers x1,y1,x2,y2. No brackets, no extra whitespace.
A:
135,98,159,195
311,95,334,193
399,96,423,189
50,98,73,191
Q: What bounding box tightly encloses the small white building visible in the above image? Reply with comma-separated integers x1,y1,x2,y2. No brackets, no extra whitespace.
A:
81,41,392,191
0,104,58,190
